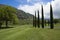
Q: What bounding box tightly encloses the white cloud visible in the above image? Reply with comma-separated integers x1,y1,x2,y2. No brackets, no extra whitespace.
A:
27,0,31,2
18,0,60,19
27,0,41,2
18,3,41,17
51,0,60,18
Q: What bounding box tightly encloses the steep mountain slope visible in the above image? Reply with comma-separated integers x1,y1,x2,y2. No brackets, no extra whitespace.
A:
16,10,33,19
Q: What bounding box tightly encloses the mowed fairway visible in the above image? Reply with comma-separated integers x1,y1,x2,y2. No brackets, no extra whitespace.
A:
0,25,60,40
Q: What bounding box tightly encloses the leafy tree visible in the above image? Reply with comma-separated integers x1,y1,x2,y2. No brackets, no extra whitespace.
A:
12,14,19,24
3,7,17,27
0,6,19,27
0,8,5,28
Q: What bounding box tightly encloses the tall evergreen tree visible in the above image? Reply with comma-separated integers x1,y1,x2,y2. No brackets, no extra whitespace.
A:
50,4,54,29
41,5,44,28
37,10,40,28
45,20,46,26
35,11,36,27
48,20,50,26
33,15,34,27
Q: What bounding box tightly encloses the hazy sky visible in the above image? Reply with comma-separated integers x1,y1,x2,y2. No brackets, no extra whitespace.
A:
0,0,60,18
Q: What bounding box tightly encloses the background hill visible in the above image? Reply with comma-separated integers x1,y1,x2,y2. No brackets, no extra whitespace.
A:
16,10,33,19
0,4,33,19
0,4,33,25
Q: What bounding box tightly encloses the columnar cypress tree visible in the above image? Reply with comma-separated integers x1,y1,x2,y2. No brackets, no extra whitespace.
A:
48,20,50,26
45,20,46,26
35,11,36,27
50,4,54,29
41,5,44,28
37,10,40,28
33,15,34,27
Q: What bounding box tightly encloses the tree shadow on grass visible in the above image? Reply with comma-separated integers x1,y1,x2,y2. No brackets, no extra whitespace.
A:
0,27,13,29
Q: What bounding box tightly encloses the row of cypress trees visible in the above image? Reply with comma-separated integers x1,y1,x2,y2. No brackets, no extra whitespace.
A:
33,4,54,29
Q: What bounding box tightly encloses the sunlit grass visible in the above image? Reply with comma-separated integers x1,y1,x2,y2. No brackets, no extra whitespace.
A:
0,24,60,40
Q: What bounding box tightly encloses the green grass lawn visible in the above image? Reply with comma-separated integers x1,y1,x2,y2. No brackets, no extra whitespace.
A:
0,24,60,40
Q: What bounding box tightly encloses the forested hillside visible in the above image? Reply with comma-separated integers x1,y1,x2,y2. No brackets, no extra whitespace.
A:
0,4,33,25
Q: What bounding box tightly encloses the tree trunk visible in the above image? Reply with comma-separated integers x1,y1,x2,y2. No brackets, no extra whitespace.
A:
0,23,2,28
6,20,8,28
0,21,2,28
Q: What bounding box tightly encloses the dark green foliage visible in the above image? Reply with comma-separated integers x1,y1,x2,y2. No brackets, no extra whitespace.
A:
41,5,44,28
50,4,54,29
0,8,4,28
33,16,35,27
48,20,50,26
33,11,36,27
0,21,2,28
37,10,40,28
35,11,36,27
44,20,46,26
5,7,17,27
53,19,60,24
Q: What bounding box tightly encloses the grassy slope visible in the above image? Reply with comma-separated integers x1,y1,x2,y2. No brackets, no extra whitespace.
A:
0,25,60,40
